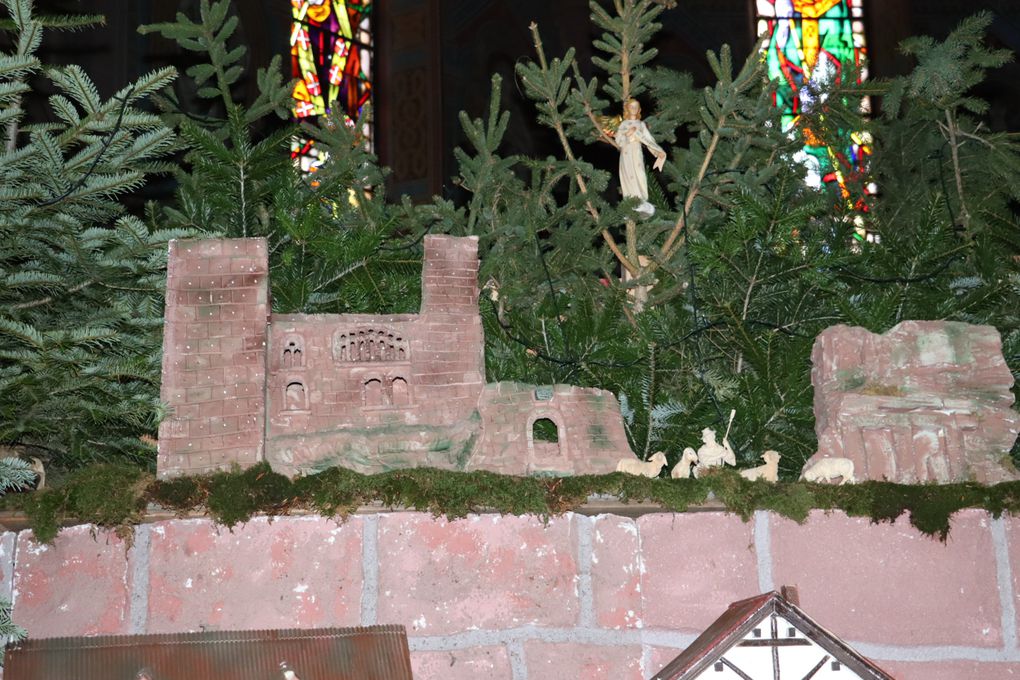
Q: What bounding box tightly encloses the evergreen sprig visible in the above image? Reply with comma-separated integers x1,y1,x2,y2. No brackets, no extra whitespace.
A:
1,0,183,468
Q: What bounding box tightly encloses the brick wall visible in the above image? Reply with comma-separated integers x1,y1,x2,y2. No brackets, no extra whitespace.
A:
9,509,1020,679
157,239,269,477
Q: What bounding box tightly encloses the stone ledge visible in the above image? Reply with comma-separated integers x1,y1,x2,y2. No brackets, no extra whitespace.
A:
0,498,732,533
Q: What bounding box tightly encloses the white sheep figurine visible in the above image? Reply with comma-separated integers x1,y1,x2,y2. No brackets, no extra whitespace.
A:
617,451,668,478
739,450,781,483
670,448,699,479
800,457,856,484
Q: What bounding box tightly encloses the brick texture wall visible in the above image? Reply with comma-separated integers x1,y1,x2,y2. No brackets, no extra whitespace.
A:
10,509,1020,680
157,239,269,477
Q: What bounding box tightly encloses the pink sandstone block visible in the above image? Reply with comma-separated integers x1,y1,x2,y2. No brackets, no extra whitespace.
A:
146,516,362,633
13,526,134,637
998,515,1020,637
523,642,643,680
0,532,14,602
411,646,513,680
591,516,642,629
376,513,579,634
879,661,1020,679
771,509,1001,647
637,513,760,632
646,645,692,679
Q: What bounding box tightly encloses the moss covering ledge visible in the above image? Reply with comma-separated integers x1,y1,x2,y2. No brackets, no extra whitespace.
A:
4,462,1020,544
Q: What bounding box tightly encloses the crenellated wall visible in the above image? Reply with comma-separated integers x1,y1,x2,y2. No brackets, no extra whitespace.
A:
7,509,1020,680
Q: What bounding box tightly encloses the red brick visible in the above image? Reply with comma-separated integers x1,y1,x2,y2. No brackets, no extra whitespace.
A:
638,513,760,632
771,509,1001,647
998,515,1020,637
0,532,14,602
146,517,363,633
879,660,1020,679
411,647,512,680
376,513,579,633
591,516,642,629
646,646,688,679
13,526,133,637
523,642,643,680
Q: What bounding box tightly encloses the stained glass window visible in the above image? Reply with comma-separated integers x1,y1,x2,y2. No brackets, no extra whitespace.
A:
290,0,374,173
755,0,874,222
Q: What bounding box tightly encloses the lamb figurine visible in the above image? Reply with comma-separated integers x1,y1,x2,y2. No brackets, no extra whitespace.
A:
617,451,669,478
739,450,781,483
800,457,856,484
670,448,699,479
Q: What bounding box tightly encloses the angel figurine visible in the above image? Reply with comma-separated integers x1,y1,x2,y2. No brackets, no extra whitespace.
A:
615,98,667,216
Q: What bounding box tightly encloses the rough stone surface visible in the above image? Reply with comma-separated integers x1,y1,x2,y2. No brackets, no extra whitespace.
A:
12,526,133,637
523,642,644,680
410,647,513,680
158,235,631,479
145,517,363,633
157,238,269,477
808,321,1020,483
637,513,760,632
998,514,1020,637
9,512,1018,677
879,661,1020,679
590,516,642,629
770,509,1002,647
471,382,631,475
0,532,15,602
376,513,579,633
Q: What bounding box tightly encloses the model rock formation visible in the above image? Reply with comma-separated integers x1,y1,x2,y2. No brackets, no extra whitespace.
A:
157,235,632,478
806,321,1020,484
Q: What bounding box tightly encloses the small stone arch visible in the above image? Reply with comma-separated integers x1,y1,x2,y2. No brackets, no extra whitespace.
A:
282,335,305,368
391,376,410,406
526,411,568,472
284,379,308,411
363,376,387,407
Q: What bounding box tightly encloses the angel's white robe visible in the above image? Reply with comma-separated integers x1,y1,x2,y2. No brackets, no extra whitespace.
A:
615,119,664,215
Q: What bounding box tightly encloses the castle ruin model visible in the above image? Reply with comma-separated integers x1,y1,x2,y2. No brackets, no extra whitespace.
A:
806,321,1020,484
157,235,632,478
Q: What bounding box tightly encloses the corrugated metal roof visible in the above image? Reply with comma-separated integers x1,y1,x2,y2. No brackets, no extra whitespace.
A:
3,624,414,680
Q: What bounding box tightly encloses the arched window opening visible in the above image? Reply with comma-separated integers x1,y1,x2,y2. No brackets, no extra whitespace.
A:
282,337,304,368
285,381,307,411
391,377,410,406
364,378,384,407
532,418,559,443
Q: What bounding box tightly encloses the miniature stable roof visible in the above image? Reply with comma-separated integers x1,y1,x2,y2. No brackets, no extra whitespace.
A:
649,591,893,680
3,624,413,680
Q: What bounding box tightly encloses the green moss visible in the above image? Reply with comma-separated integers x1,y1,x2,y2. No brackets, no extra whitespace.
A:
14,462,1020,544
205,463,294,528
19,464,149,543
150,476,205,513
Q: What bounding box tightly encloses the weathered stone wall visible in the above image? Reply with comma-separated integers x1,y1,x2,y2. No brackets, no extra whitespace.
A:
472,383,630,475
157,239,269,478
416,234,486,424
809,321,1020,483
9,510,1019,680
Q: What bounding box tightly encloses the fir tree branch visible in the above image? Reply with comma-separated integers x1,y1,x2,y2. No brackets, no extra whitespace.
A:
943,108,972,235
36,85,133,207
526,21,637,276
659,110,724,262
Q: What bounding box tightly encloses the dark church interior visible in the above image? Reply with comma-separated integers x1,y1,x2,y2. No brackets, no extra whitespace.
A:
19,0,1020,202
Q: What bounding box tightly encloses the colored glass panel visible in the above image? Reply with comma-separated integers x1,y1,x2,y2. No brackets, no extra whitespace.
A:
290,0,373,172
756,0,871,214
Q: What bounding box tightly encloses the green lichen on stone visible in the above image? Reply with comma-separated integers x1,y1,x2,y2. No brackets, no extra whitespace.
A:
836,368,866,391
587,422,612,449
